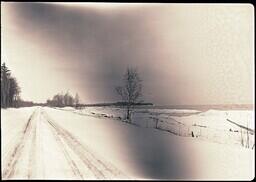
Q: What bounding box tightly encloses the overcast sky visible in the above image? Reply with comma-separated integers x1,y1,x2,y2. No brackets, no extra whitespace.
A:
1,3,254,105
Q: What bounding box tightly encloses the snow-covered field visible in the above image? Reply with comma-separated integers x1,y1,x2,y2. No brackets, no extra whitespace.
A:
68,106,255,148
1,106,255,180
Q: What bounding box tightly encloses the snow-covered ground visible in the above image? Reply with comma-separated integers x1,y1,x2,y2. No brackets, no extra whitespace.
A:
1,106,255,180
68,106,255,148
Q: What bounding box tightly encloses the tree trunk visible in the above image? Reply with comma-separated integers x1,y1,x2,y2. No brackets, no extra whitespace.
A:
127,106,130,122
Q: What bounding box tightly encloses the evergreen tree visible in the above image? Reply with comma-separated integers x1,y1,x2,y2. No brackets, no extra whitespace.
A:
1,63,11,108
1,63,21,108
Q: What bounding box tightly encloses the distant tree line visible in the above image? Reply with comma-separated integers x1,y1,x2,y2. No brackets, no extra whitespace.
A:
80,102,153,107
47,92,79,107
1,63,21,108
18,100,46,107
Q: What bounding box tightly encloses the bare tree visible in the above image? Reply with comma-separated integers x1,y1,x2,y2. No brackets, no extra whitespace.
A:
75,93,80,108
47,92,76,107
115,67,142,122
54,93,64,107
64,92,69,106
64,91,74,106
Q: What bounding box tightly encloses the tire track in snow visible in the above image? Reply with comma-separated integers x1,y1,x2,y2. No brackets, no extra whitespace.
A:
38,110,46,178
27,114,38,179
42,109,127,179
43,115,84,179
2,108,38,179
42,110,106,179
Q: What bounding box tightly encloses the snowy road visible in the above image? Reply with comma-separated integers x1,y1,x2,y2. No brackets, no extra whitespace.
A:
1,106,254,180
2,107,126,180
